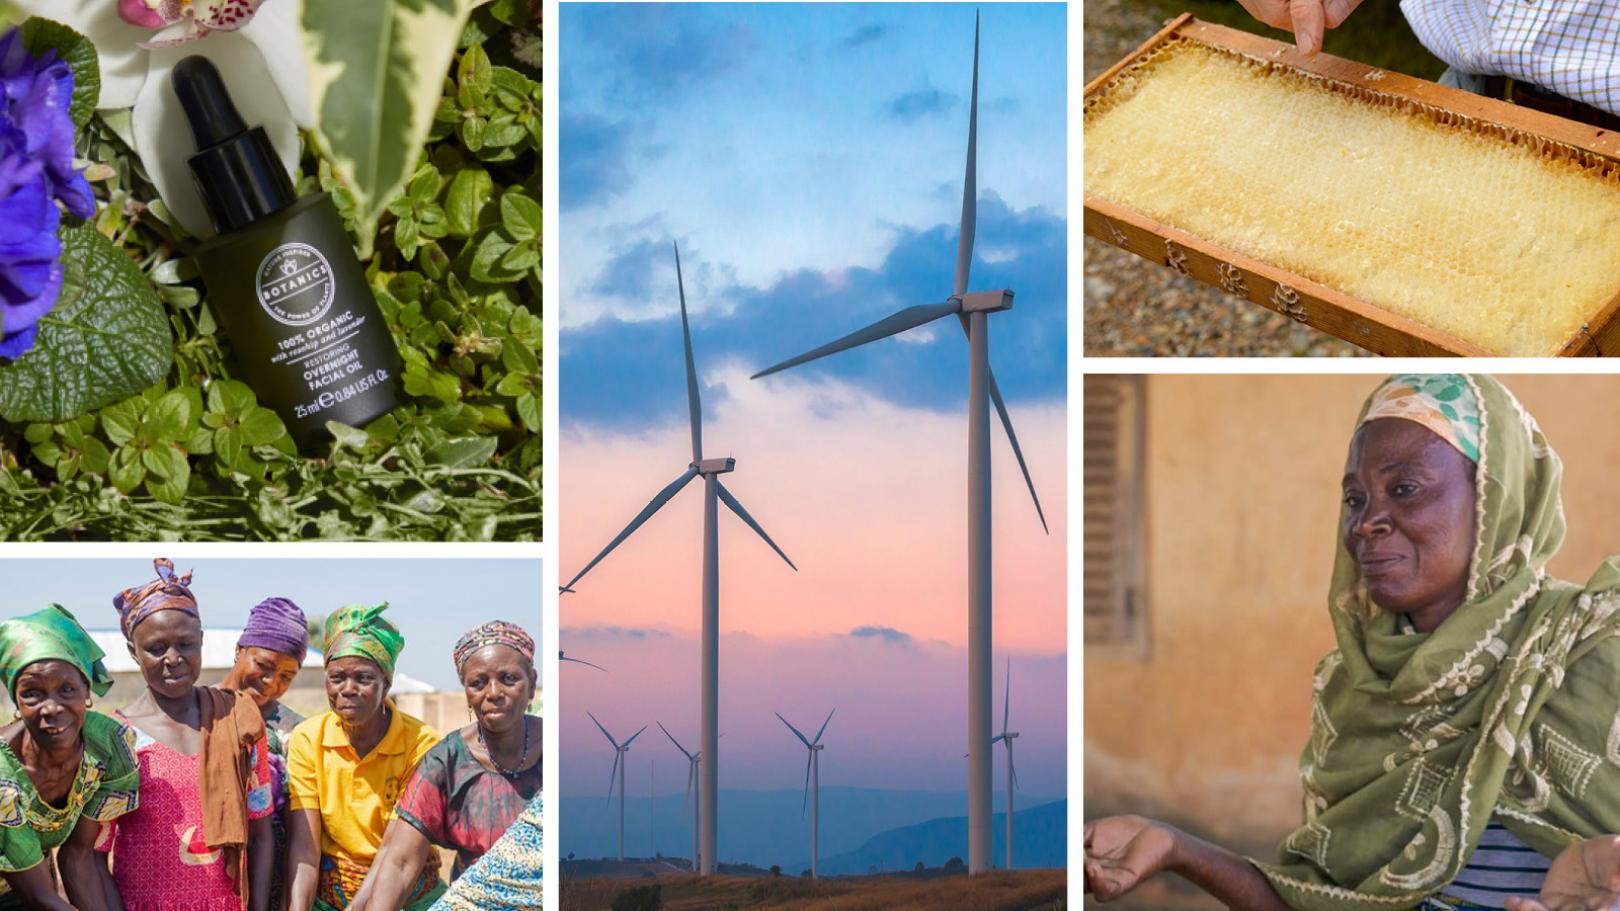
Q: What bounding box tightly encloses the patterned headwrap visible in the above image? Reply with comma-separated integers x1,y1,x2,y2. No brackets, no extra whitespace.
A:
1359,373,1482,463
113,557,199,640
0,604,115,698
322,603,403,680
238,597,308,665
452,621,536,674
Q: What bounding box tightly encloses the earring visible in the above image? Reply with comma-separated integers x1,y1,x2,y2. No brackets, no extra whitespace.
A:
85,696,93,709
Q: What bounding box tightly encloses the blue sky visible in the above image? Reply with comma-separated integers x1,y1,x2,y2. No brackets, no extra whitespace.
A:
0,558,542,692
560,2,1067,428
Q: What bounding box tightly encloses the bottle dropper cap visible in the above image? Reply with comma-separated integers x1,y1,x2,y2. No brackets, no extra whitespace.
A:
172,57,296,235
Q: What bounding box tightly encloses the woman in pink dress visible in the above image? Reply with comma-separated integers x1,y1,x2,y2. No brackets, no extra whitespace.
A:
97,560,277,911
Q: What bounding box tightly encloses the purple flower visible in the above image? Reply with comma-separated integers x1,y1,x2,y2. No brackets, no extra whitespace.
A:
0,28,91,360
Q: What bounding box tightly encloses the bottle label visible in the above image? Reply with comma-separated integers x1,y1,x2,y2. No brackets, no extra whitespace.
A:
255,243,336,326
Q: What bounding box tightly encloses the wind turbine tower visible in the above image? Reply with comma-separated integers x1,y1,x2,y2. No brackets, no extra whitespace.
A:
659,722,702,872
589,712,645,862
776,709,835,879
751,13,1044,875
564,245,797,875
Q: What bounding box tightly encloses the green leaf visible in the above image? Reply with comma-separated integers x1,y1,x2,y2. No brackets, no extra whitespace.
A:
502,337,539,375
302,0,482,257
469,228,522,284
500,192,541,242
499,244,539,272
20,18,100,130
0,223,171,423
240,407,286,446
427,436,497,468
142,444,186,481
108,446,145,494
215,425,244,468
154,389,193,441
101,400,141,447
443,166,494,240
515,393,539,432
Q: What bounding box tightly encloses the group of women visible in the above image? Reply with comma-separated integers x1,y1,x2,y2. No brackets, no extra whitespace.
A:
0,560,542,911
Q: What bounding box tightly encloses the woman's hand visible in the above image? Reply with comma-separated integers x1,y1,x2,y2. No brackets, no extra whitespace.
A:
1085,815,1180,901
1233,0,1367,56
1506,836,1620,911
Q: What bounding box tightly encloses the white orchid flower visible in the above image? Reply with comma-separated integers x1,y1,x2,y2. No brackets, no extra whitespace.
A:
11,0,311,240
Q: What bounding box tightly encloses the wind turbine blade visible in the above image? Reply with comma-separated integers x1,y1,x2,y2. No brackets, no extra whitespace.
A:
988,367,1048,534
750,301,962,380
658,721,694,760
623,725,648,748
588,712,620,749
991,734,1005,745
776,712,813,748
717,482,797,571
954,9,979,298
1003,657,1011,732
675,242,703,463
561,653,608,672
1010,749,1019,791
607,750,622,806
812,707,836,746
802,750,813,818
686,761,694,811
561,467,700,591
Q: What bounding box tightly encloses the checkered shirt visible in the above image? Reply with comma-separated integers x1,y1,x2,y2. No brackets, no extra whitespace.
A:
1402,0,1620,116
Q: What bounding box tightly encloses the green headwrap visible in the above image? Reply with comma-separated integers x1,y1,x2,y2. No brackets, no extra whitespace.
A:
0,605,114,699
322,603,403,680
1255,375,1620,909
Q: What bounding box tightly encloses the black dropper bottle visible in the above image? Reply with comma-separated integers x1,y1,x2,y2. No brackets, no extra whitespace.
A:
175,56,402,450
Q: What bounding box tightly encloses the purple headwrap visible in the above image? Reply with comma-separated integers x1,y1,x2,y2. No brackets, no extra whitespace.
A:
237,597,308,664
114,558,199,640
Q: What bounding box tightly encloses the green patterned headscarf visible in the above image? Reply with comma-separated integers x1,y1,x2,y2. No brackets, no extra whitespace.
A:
322,603,403,680
0,605,114,698
1256,375,1620,910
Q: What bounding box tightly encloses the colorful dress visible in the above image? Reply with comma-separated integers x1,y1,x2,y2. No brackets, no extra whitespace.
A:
285,701,444,911
395,726,542,879
428,794,541,911
0,712,140,911
262,701,302,911
100,713,274,911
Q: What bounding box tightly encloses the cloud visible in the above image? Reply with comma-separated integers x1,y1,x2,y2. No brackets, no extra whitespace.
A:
570,4,756,106
561,192,1067,429
988,95,1020,115
886,87,957,120
841,24,887,49
849,625,913,646
562,625,673,640
561,113,633,209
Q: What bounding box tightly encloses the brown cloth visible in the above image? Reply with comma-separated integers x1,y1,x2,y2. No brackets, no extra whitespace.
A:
198,686,266,911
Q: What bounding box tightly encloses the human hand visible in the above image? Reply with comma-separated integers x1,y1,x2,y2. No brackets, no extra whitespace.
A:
1234,0,1367,57
1505,835,1620,911
1084,814,1181,901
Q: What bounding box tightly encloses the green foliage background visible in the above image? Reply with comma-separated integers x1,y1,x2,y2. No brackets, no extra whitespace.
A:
0,5,541,541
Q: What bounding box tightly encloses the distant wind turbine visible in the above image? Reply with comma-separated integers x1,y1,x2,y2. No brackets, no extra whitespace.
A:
750,12,1044,875
659,721,702,873
992,658,1019,870
589,712,645,862
561,650,607,672
776,708,835,879
563,244,797,875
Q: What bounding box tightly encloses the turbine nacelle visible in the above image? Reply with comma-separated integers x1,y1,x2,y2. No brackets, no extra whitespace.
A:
692,456,736,475
956,289,1014,313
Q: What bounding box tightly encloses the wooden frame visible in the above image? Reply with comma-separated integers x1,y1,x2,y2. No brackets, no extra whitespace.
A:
1083,15,1620,357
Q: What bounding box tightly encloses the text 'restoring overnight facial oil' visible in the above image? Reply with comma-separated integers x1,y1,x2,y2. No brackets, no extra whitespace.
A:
172,56,402,450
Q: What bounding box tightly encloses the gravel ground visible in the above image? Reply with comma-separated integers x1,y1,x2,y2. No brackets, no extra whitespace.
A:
1082,0,1370,358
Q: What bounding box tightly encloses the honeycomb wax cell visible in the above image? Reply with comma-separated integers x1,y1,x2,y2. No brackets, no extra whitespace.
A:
1084,40,1620,356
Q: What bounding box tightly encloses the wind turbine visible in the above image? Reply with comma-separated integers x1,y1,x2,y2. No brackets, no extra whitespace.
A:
561,650,607,672
589,712,645,862
659,722,702,873
563,244,798,875
750,12,1044,875
776,709,834,879
992,658,1018,870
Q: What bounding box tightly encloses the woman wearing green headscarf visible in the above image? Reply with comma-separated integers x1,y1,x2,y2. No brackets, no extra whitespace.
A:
1085,375,1620,911
284,603,442,911
0,605,138,911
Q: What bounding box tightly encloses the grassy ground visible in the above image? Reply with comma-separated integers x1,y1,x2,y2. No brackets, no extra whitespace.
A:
1091,0,1446,81
561,870,1068,911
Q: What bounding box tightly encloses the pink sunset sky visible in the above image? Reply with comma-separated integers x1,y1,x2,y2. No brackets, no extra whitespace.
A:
559,362,1067,797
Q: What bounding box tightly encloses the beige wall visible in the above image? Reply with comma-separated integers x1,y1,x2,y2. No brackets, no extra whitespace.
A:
1084,374,1620,908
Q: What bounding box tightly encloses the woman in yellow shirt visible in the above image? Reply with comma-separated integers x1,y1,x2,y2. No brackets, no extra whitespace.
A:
284,604,441,911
